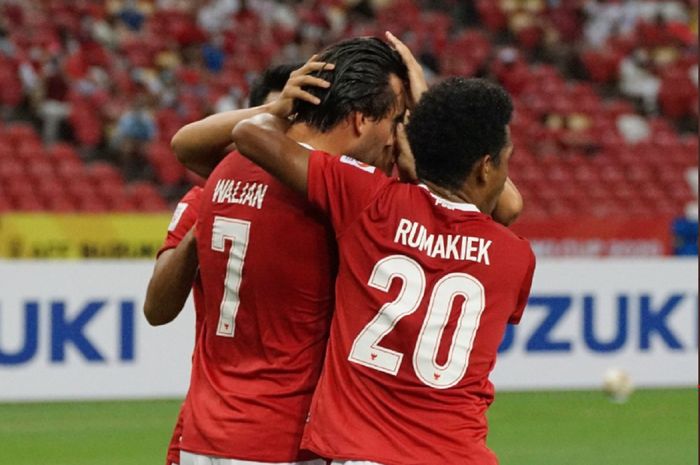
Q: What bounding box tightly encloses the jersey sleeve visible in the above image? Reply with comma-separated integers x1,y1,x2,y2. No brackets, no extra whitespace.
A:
508,245,536,324
306,150,389,235
157,186,203,258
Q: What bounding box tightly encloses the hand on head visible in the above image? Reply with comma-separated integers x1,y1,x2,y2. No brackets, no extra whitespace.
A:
385,31,428,109
269,55,335,119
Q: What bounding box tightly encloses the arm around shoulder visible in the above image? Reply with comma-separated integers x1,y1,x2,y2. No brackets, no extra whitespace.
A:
172,105,280,178
232,114,311,194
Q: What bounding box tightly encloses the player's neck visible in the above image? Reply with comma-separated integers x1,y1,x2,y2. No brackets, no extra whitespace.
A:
287,123,351,156
422,180,487,213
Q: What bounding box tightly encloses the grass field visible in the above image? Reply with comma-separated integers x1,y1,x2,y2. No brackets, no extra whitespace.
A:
0,388,696,465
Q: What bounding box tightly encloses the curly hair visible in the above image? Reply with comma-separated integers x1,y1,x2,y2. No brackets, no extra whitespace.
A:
248,63,303,107
406,77,513,190
291,37,408,132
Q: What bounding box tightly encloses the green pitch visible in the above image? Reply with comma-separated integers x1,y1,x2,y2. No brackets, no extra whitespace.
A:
0,389,696,465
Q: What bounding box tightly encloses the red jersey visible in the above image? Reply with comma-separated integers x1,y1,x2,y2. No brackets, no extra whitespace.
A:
301,152,535,465
157,186,205,465
182,151,336,461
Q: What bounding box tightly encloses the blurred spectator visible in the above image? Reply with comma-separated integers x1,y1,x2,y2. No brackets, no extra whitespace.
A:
619,49,661,113
111,95,157,180
37,60,70,144
616,113,651,143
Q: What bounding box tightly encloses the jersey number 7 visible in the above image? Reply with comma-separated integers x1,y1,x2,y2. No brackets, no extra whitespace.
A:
211,216,251,337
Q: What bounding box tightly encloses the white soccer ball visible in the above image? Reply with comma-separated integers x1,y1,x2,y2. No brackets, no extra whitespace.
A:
602,368,634,403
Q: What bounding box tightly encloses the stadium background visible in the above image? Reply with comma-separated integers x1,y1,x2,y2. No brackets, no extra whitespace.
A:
0,0,696,464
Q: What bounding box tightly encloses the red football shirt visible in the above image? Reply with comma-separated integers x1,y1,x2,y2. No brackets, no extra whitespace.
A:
301,152,535,465
181,151,336,461
157,186,205,465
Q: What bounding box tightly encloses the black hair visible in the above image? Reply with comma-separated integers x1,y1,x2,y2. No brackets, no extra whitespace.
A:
248,63,303,107
291,37,408,132
406,77,513,190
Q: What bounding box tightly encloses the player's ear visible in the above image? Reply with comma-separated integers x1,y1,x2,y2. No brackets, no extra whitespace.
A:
351,112,367,137
475,154,491,184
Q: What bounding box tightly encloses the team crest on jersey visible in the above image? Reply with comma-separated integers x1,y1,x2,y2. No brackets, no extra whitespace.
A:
340,155,376,174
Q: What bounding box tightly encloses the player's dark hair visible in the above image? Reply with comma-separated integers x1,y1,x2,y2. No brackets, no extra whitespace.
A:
406,77,513,190
248,63,302,107
291,37,408,132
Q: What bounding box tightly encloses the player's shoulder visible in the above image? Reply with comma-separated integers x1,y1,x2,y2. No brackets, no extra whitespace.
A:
314,150,388,181
181,185,204,203
337,154,379,175
486,217,534,258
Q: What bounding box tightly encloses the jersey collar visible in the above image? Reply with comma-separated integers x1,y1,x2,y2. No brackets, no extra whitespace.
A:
417,184,480,213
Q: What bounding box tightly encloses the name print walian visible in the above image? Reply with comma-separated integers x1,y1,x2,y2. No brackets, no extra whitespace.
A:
212,179,269,209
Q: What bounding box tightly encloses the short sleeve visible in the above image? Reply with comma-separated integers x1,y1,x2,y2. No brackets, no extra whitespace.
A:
157,186,203,257
508,246,536,324
307,150,390,235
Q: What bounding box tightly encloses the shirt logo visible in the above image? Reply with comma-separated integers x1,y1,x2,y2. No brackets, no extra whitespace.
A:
340,155,376,174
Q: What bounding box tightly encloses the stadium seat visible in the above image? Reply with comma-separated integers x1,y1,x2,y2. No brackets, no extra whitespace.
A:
13,195,45,211
88,161,125,187
56,159,89,182
0,195,11,212
26,160,55,180
128,181,168,211
47,143,81,165
5,122,40,147
105,191,137,212
45,195,78,212
0,159,26,180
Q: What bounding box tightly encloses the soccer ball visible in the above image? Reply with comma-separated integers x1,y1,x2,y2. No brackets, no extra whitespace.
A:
602,368,634,403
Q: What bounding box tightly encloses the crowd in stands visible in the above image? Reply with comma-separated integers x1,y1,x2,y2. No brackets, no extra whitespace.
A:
0,0,697,220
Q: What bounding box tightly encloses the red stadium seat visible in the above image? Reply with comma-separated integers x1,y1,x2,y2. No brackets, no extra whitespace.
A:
476,0,507,32
45,195,78,212
76,196,109,213
0,158,26,180
0,195,11,212
5,123,40,147
26,160,55,180
152,160,186,186
13,195,45,211
4,176,35,198
88,161,125,187
47,143,81,165
128,181,168,211
105,191,137,212
56,159,89,182
66,180,98,204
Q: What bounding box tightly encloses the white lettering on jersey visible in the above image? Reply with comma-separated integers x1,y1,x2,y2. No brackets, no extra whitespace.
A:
168,202,188,231
339,155,376,174
393,219,491,265
212,179,269,209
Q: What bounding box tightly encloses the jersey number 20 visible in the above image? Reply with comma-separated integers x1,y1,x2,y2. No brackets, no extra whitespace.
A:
349,255,486,389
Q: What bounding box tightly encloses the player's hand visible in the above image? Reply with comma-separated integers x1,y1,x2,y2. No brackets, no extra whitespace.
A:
385,31,427,108
269,55,334,118
394,122,417,182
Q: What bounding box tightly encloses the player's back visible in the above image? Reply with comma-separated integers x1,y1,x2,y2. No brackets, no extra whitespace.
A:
182,151,336,462
302,154,535,465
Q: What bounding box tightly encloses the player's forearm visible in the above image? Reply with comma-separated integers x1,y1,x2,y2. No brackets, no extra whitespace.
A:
171,104,277,177
491,177,523,227
143,230,198,326
232,114,309,193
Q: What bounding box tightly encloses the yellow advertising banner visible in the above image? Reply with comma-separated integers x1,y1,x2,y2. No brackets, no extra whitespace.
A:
0,214,172,258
